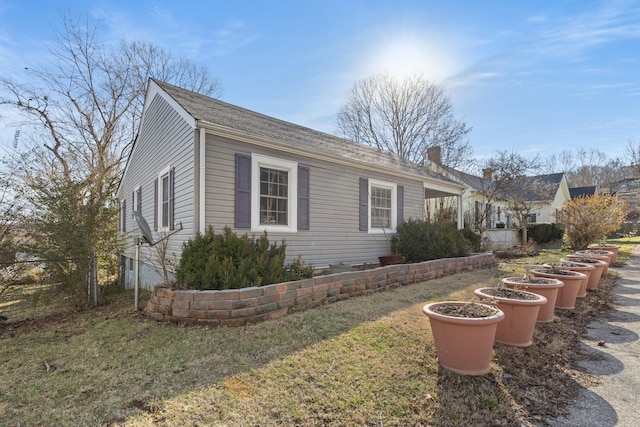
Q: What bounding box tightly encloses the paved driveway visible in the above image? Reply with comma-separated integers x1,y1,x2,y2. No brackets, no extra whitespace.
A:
553,246,640,426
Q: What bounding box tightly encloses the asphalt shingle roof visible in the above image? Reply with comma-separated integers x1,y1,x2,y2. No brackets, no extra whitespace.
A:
153,79,458,185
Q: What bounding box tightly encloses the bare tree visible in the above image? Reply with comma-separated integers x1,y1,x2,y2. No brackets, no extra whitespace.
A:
627,139,640,175
0,12,221,308
336,73,472,169
485,151,551,245
543,148,626,188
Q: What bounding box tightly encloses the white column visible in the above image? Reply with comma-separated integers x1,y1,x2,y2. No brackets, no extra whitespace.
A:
457,195,464,229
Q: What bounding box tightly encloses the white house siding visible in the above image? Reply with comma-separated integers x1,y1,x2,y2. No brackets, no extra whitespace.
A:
532,176,570,224
117,93,196,288
204,134,425,268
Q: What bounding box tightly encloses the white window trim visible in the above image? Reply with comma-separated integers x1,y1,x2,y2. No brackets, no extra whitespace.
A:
251,153,298,233
157,165,171,232
368,178,397,234
131,185,141,215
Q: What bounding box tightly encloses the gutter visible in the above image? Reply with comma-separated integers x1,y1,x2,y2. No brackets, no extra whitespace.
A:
196,119,465,195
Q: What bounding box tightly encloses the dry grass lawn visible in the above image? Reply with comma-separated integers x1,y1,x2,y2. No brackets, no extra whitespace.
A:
0,237,636,426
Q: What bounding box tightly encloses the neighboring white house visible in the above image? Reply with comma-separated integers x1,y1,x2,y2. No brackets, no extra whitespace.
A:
427,148,571,249
117,79,466,288
516,173,571,225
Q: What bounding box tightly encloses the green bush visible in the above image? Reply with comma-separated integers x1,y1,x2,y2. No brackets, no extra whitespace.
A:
527,223,563,244
460,227,482,252
393,219,471,263
176,226,313,290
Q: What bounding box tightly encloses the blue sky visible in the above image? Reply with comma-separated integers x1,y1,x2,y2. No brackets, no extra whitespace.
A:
1,0,639,164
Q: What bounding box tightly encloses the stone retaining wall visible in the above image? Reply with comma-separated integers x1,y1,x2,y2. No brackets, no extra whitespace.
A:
145,253,496,326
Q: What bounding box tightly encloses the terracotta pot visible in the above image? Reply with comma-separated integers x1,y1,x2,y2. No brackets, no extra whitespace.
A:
501,276,563,323
474,287,547,347
379,254,402,266
530,268,586,310
422,301,504,375
574,250,614,273
564,256,608,289
544,261,594,297
588,245,620,263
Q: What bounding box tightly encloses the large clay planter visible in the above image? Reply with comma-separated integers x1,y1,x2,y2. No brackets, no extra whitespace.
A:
531,268,587,310
544,261,594,297
574,250,614,273
474,287,547,347
501,277,563,323
588,245,620,263
564,256,608,289
423,301,504,375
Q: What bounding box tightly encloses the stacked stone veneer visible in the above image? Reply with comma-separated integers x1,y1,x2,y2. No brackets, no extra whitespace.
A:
145,253,496,326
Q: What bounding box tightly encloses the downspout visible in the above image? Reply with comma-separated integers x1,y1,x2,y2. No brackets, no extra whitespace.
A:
199,127,206,234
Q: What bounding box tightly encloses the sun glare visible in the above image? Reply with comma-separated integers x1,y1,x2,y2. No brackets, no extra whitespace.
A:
363,34,457,83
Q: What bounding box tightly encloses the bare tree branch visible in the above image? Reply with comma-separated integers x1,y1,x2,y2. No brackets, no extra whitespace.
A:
336,73,472,169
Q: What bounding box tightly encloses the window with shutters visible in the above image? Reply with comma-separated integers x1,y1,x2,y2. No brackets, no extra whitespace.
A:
251,154,298,233
368,179,397,234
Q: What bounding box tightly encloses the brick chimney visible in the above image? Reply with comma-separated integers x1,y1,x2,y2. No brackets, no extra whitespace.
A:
427,146,442,165
482,168,493,180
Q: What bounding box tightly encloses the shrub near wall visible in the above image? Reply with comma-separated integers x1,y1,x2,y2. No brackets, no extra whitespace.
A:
176,226,313,290
394,219,471,263
145,253,497,326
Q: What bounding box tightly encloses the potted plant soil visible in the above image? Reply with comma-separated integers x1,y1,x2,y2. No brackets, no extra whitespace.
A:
573,250,614,273
543,261,594,297
474,287,547,347
501,276,564,323
588,244,620,263
563,256,608,289
422,301,504,375
530,267,587,310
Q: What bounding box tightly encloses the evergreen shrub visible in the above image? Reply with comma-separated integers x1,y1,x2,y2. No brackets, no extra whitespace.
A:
527,223,563,244
176,226,313,290
393,219,470,263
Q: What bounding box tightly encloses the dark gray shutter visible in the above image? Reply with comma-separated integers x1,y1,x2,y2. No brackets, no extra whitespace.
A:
169,167,175,230
397,185,404,227
297,165,310,230
359,178,368,231
122,199,127,233
153,178,158,231
235,154,252,228
136,187,142,215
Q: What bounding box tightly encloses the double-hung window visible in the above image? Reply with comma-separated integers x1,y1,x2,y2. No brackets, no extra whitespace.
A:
251,154,297,232
156,165,174,231
368,179,397,234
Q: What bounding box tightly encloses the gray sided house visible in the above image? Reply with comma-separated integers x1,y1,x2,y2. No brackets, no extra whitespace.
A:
117,79,465,289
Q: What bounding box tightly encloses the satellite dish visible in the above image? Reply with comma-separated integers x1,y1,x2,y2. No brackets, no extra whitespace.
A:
132,210,155,245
